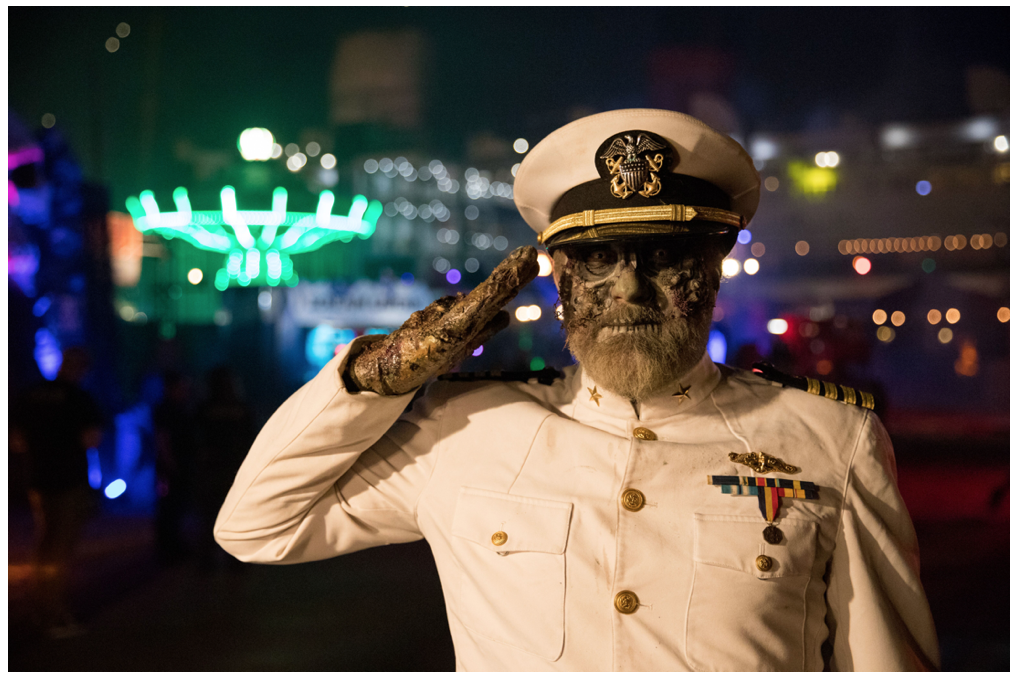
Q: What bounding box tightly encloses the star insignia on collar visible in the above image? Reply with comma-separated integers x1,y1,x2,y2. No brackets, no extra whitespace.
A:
672,383,691,402
587,386,602,406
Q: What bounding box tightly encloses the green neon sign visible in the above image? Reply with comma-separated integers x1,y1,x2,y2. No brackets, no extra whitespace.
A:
125,186,383,289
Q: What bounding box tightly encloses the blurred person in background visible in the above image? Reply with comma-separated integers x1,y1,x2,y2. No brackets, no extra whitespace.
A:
195,366,256,571
11,346,104,639
153,370,196,566
215,110,938,670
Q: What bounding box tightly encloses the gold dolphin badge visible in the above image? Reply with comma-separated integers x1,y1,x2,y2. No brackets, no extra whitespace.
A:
728,451,800,475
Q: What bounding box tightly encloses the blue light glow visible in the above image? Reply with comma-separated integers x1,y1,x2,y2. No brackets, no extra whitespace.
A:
104,479,127,499
446,269,462,284
401,272,414,285
472,345,484,357
32,296,52,317
306,326,356,368
87,448,102,489
707,329,728,365
916,181,932,196
34,328,62,380
737,231,752,245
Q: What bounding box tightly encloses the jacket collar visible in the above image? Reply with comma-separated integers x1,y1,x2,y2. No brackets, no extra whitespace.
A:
571,350,721,422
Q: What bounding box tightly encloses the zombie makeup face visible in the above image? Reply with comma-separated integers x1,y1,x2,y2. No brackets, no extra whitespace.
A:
552,236,724,402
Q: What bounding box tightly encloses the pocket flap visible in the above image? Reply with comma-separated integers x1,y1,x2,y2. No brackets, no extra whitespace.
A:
694,514,817,579
452,487,573,554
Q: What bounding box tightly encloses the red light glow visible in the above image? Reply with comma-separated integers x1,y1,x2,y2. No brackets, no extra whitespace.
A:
852,256,872,275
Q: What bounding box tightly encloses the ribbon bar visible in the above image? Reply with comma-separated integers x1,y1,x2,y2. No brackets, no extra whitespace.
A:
707,475,818,491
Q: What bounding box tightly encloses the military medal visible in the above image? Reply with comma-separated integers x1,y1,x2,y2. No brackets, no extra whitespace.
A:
706,475,820,542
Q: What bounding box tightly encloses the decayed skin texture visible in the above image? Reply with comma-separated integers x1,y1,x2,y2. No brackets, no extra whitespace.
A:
552,238,724,402
346,246,540,395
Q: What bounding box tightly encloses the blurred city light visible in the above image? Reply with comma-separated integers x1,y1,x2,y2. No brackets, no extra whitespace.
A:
472,345,483,357
750,136,779,162
998,307,1010,322
306,142,321,157
743,258,759,275
872,309,887,324
814,151,840,168
938,327,954,344
763,176,779,192
721,258,740,277
750,242,765,257
87,448,102,489
954,340,979,377
285,143,299,157
958,116,997,142
41,113,56,128
238,128,275,161
187,268,203,285
881,125,917,149
116,22,131,38
927,309,942,324
707,329,727,364
916,180,932,196
105,37,120,53
891,311,906,326
513,138,529,154
788,161,837,195
876,326,895,342
271,143,283,159
795,241,810,256
853,256,871,275
766,318,788,335
737,230,752,244
446,269,461,284
993,135,1009,153
104,479,127,499
511,163,521,177
537,252,553,277
945,308,961,324
922,258,936,273
364,158,379,173
515,305,542,322
321,153,337,169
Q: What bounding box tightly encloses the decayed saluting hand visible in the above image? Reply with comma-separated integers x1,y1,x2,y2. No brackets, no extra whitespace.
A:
345,246,540,395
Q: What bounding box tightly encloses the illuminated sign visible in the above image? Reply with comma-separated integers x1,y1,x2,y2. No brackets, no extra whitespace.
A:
125,186,383,288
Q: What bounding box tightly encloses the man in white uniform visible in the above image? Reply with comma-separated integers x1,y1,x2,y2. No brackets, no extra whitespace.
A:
215,109,940,671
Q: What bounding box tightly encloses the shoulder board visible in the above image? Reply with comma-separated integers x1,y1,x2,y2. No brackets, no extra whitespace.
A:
438,367,563,386
751,362,876,411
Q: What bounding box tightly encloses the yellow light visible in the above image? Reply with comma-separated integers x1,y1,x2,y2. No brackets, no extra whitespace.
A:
119,304,136,321
890,311,905,326
751,242,765,257
998,307,1010,322
945,308,960,324
872,310,887,324
514,307,531,322
937,327,953,344
743,258,759,275
788,160,837,195
527,304,542,321
187,268,203,285
764,176,779,191
927,309,941,325
536,252,553,277
876,326,895,342
795,241,810,256
994,135,1009,153
722,258,741,277
767,319,788,335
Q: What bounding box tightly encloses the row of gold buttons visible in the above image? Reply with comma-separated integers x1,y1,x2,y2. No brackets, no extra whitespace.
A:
614,427,658,611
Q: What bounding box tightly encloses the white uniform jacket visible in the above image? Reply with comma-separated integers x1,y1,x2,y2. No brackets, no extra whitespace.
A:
215,338,940,671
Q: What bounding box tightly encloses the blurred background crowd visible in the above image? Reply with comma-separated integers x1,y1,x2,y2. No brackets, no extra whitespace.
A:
7,6,1008,671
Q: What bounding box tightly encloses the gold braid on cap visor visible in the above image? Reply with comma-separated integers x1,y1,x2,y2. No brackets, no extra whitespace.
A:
538,204,744,245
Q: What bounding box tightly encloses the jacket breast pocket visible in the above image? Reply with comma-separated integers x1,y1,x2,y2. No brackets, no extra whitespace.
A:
686,514,818,671
450,487,573,660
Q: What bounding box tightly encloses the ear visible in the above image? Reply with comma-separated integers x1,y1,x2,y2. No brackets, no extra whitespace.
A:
550,249,567,290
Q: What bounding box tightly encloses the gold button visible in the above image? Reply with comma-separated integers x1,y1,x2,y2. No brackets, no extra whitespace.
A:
755,555,773,572
621,489,646,512
614,590,640,614
491,531,508,546
633,427,657,441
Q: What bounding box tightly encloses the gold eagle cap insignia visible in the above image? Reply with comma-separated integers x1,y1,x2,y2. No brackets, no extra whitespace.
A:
728,451,800,475
599,133,668,199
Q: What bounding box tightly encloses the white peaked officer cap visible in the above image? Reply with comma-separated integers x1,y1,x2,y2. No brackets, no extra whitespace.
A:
513,108,760,251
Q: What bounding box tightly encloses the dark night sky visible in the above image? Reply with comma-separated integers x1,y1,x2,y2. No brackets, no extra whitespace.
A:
9,6,1009,204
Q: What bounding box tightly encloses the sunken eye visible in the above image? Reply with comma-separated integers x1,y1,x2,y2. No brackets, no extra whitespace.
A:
583,249,617,267
649,248,675,265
